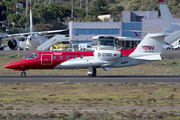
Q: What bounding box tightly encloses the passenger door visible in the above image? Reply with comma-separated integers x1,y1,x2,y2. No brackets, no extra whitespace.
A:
41,54,53,65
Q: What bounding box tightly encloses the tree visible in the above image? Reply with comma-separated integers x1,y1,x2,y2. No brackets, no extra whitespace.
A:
7,13,21,25
0,1,7,21
4,0,16,14
18,15,26,27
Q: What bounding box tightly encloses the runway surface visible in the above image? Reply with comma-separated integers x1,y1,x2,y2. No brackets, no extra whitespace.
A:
0,75,179,83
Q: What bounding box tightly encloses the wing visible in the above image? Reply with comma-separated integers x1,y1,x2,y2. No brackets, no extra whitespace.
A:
6,28,68,37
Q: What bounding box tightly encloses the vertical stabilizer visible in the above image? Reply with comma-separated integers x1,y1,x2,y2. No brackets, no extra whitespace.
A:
129,34,166,60
30,6,34,32
133,27,139,38
159,0,180,33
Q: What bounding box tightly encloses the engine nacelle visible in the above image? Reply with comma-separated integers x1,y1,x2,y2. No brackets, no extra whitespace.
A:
8,38,19,50
94,50,121,61
102,67,111,71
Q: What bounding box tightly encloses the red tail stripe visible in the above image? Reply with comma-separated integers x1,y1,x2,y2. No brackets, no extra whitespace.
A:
120,47,137,56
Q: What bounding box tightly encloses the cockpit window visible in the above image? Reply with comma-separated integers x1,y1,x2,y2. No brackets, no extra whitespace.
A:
25,54,38,59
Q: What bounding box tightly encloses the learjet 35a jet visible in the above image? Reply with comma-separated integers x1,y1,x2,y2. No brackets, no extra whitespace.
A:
5,33,166,77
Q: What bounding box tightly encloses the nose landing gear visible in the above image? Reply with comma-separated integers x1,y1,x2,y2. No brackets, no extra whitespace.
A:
21,71,26,77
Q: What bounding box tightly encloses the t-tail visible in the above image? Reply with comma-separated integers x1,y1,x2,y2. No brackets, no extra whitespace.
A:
159,0,180,33
133,27,140,38
30,0,34,32
129,33,166,60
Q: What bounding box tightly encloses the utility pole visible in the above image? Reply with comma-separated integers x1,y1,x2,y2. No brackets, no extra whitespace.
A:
80,0,81,8
26,0,28,16
48,0,51,4
86,0,88,16
71,0,73,20
26,0,28,30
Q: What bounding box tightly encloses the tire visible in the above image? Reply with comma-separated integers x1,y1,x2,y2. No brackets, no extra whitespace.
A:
166,47,170,50
88,74,93,77
21,72,26,77
0,47,4,50
92,72,96,77
92,68,97,77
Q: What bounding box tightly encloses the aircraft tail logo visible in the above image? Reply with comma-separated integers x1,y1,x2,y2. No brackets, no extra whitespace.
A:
141,46,155,51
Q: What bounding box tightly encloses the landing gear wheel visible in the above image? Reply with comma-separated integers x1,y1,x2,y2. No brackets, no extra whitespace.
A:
92,68,96,77
21,72,26,77
88,68,97,77
88,74,93,77
166,47,170,50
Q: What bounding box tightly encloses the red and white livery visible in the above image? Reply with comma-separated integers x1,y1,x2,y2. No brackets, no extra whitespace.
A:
5,33,166,77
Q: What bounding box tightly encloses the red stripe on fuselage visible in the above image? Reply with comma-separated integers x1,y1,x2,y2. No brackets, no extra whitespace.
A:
120,47,136,56
23,51,94,69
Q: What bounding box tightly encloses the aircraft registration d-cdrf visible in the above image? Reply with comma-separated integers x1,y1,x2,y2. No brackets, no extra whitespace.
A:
5,33,166,77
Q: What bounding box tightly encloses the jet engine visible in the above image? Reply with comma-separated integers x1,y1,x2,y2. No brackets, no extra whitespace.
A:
8,38,19,50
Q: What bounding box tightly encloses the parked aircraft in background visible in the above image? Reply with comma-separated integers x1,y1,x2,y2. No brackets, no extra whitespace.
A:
5,33,166,77
0,3,68,50
159,0,180,45
127,0,180,46
159,0,180,33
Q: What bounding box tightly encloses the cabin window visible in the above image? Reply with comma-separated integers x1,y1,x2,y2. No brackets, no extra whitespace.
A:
73,55,76,59
25,54,38,59
59,55,63,59
80,55,83,59
53,55,56,59
66,55,70,59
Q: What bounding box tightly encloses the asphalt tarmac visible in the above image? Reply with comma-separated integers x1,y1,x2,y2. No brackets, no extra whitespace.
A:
0,75,179,83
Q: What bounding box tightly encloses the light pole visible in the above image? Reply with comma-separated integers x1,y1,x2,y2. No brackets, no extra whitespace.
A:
86,0,88,16
26,0,28,30
71,0,73,21
80,0,81,8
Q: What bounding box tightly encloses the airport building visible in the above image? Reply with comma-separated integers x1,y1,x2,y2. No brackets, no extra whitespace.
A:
69,10,180,44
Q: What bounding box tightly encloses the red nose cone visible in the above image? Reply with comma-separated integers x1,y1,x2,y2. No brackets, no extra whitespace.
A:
5,60,25,70
5,64,11,69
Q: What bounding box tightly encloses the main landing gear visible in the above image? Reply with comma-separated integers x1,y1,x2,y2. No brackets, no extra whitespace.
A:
88,67,97,77
21,71,26,77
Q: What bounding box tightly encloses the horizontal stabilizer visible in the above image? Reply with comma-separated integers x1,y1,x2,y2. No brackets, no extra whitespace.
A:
131,54,162,61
